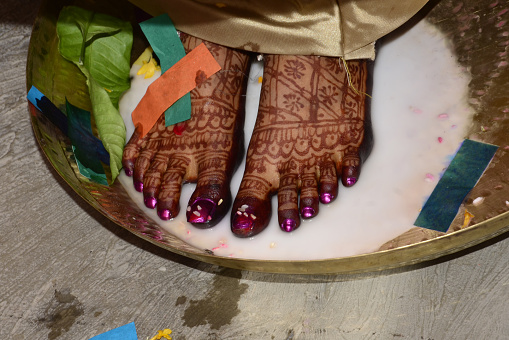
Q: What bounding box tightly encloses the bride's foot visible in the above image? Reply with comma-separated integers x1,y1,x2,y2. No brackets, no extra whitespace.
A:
122,33,251,227
231,55,373,237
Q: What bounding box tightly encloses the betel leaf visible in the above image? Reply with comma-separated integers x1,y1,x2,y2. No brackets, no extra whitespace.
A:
56,6,132,182
88,76,126,181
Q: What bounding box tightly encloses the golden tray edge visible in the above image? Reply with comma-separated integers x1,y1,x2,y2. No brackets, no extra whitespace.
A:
26,0,509,274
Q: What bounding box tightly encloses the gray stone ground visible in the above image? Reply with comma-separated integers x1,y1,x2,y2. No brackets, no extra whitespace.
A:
2,0,509,339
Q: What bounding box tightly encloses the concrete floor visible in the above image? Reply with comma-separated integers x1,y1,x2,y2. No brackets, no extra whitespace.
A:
2,0,509,339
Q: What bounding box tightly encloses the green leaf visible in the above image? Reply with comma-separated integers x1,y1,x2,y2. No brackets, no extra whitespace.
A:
56,6,132,182
87,76,126,182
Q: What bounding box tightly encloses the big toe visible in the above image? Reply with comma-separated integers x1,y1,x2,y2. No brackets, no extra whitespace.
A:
186,185,232,228
231,196,272,238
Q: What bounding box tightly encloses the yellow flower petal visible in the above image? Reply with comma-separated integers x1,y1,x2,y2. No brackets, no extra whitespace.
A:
149,329,172,340
461,210,474,229
137,57,161,79
137,61,150,76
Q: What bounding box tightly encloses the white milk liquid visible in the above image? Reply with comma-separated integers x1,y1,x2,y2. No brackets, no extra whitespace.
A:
118,20,473,260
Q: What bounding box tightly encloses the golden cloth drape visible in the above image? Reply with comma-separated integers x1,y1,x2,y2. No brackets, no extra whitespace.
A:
128,0,429,59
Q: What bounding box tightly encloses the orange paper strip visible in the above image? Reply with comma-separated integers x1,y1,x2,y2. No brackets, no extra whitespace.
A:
131,43,221,137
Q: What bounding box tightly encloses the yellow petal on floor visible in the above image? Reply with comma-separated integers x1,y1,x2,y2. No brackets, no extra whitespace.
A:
461,210,474,229
149,328,172,340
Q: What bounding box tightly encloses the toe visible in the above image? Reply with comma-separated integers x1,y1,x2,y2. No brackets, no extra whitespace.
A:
142,150,170,209
231,170,275,238
277,171,300,232
231,196,272,238
185,130,243,226
155,158,187,220
122,126,145,177
341,147,362,187
186,163,232,228
132,146,157,192
299,170,319,219
318,160,338,204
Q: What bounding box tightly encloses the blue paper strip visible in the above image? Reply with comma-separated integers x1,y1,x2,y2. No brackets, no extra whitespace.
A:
89,322,138,340
27,86,111,184
66,100,110,167
139,14,192,126
28,86,68,135
414,139,498,232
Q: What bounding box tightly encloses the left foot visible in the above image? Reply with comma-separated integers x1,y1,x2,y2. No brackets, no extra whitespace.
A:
231,55,373,237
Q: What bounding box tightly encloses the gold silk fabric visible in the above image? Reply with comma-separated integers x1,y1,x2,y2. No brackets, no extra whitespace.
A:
129,0,429,59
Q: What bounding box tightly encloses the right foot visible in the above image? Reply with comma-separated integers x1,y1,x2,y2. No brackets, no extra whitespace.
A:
122,34,251,227
231,55,373,237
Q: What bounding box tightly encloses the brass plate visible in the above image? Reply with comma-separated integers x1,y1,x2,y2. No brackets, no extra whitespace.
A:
27,0,509,274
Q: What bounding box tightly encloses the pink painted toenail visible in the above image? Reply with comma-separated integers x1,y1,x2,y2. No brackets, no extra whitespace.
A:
144,196,157,209
124,168,133,177
301,207,315,219
134,181,143,192
232,212,255,235
158,209,172,220
280,219,297,232
320,193,334,204
345,177,357,187
187,198,216,224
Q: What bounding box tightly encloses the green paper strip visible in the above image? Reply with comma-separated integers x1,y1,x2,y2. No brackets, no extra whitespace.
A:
414,139,498,232
66,99,108,185
73,146,108,185
139,14,191,126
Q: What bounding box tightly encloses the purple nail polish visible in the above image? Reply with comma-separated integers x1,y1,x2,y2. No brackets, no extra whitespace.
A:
301,206,315,219
232,211,255,234
144,196,157,209
124,168,133,177
280,218,297,232
345,177,357,187
320,192,334,204
187,198,216,224
134,181,143,192
158,209,172,220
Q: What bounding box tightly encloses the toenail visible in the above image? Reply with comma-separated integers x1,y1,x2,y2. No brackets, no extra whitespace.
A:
144,196,157,209
158,209,172,220
232,211,255,234
187,198,216,224
320,192,334,204
345,177,357,187
124,168,133,177
280,219,297,232
134,181,143,192
301,207,316,219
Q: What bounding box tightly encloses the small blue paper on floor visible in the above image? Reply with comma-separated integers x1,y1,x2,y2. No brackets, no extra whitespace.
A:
89,322,138,340
414,139,498,233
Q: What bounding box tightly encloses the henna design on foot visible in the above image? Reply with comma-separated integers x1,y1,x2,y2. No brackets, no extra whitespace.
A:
123,33,251,226
231,54,373,237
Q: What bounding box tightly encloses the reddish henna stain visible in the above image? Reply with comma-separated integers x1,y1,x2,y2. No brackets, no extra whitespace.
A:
195,70,208,87
173,122,186,135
